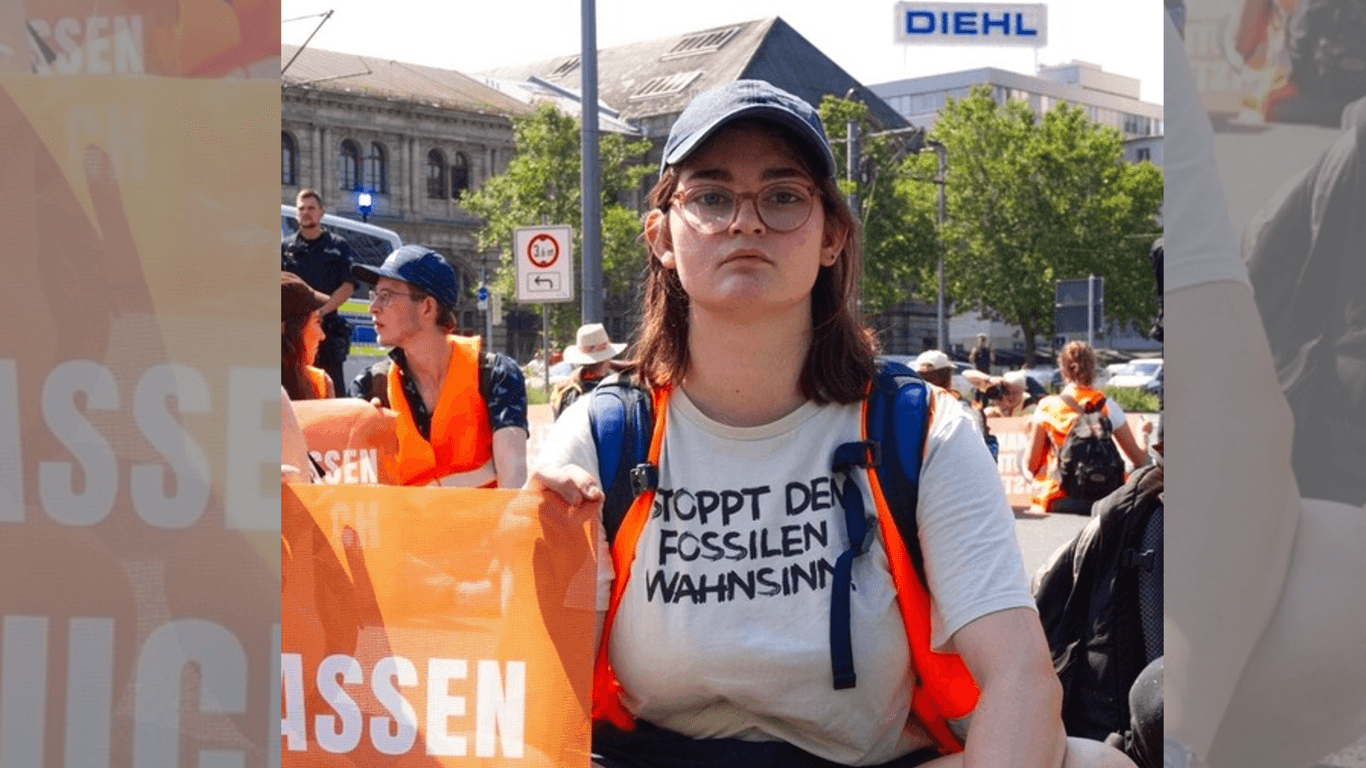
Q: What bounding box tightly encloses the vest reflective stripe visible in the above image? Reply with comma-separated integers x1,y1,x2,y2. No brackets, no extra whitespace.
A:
1031,386,1107,512
389,335,495,486
592,387,978,755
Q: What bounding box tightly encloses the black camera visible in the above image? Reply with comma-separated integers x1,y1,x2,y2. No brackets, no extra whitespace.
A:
983,384,1005,401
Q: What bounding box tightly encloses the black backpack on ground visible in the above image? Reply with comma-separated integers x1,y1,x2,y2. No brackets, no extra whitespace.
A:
1033,462,1164,757
1056,394,1126,502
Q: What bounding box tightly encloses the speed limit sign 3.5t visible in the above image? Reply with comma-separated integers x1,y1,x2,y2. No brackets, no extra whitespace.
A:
514,225,574,303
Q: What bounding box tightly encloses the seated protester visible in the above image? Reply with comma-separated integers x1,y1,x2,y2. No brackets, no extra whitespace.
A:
282,272,336,400
552,323,628,419
1034,422,1164,768
914,349,984,438
1244,122,1366,507
1025,341,1149,515
983,370,1043,418
351,246,528,488
530,79,1134,768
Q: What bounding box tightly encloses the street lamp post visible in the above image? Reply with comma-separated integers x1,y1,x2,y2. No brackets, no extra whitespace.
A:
926,139,947,352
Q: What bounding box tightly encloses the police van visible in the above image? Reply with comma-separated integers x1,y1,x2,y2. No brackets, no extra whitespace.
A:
280,204,402,287
281,204,402,348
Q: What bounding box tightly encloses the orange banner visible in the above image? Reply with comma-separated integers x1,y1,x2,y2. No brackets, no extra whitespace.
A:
282,485,597,767
988,414,1158,508
293,398,403,485
1,18,279,762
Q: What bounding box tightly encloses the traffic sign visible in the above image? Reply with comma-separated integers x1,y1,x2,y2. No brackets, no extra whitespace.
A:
514,225,574,303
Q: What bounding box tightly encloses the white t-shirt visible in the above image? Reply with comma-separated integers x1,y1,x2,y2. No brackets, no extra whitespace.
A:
536,384,1034,765
1165,12,1251,291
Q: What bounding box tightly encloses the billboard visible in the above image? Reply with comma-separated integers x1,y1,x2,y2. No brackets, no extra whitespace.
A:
894,2,1048,47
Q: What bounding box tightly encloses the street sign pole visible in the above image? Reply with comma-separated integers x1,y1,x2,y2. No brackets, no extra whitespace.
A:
1087,274,1094,348
543,303,551,400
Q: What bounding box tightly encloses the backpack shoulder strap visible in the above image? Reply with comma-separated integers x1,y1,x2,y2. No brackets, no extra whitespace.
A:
588,372,656,544
865,359,933,582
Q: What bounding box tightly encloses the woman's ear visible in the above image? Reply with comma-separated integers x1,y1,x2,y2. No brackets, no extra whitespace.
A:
644,209,676,269
819,217,848,267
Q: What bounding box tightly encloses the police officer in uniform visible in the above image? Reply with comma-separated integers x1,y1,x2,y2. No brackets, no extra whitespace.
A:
282,188,357,393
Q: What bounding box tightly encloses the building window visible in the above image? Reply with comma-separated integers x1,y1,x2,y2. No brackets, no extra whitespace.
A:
281,132,296,186
550,56,580,77
1136,147,1151,162
365,142,388,193
662,26,740,60
630,71,703,100
427,149,446,199
339,139,360,190
451,152,470,200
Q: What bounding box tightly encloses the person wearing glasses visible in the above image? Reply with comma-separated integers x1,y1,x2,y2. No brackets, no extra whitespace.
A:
530,81,1131,768
351,245,528,489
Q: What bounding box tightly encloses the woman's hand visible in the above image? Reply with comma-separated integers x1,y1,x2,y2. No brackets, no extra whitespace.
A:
524,464,603,507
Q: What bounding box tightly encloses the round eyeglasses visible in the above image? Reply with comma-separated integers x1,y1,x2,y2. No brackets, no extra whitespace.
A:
370,288,418,307
671,182,819,235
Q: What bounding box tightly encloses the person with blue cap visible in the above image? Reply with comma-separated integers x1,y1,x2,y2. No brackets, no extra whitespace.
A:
351,245,527,489
530,80,1133,768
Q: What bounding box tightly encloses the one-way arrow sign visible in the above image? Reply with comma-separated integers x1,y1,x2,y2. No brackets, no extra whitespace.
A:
514,225,574,303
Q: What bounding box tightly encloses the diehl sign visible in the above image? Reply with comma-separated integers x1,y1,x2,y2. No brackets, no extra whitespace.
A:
894,3,1048,47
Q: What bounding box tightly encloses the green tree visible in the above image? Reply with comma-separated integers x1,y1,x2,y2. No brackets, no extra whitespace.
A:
818,96,941,316
463,103,653,349
933,85,1163,364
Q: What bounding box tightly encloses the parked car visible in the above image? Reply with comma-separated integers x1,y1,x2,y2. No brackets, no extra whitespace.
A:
1107,358,1163,389
282,204,403,292
1142,366,1163,399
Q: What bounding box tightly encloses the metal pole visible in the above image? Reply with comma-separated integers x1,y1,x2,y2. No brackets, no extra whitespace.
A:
845,119,860,215
1087,274,1095,348
580,0,603,324
934,143,947,351
483,270,493,352
543,303,551,400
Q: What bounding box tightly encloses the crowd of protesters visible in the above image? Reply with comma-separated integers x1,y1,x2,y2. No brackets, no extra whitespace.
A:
280,80,1174,768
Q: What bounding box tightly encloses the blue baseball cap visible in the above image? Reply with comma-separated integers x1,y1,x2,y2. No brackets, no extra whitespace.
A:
352,245,460,311
660,80,836,179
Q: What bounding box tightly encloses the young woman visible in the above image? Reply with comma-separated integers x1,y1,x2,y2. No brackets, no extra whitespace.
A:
1024,341,1149,515
531,80,1131,768
282,271,336,400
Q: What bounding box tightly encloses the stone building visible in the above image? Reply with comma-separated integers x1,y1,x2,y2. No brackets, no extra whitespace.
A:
281,44,531,338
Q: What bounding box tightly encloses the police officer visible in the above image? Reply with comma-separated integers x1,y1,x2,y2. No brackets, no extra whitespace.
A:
282,188,358,393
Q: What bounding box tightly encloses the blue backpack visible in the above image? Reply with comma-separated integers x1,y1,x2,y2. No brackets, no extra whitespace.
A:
586,359,935,688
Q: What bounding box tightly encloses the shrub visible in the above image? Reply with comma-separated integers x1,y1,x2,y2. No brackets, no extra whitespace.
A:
1102,386,1161,413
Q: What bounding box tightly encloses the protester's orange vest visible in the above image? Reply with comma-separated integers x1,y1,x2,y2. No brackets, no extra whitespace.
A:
388,335,495,486
304,365,330,399
591,387,978,754
1031,385,1109,512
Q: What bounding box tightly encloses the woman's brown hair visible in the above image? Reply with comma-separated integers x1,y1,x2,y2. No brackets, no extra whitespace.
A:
281,313,314,401
634,119,877,403
1058,340,1097,387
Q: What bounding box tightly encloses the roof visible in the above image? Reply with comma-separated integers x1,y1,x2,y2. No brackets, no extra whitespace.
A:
474,75,644,136
281,44,534,118
480,17,907,132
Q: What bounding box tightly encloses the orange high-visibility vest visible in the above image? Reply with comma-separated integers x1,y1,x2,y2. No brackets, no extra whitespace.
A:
388,335,495,486
591,386,979,754
1031,385,1109,512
